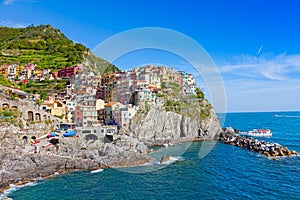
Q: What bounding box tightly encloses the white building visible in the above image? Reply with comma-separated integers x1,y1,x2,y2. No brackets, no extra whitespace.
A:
66,100,77,123
114,104,138,128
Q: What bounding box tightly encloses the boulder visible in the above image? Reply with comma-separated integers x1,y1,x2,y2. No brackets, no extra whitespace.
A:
225,127,235,135
160,155,171,164
263,152,271,157
136,142,148,153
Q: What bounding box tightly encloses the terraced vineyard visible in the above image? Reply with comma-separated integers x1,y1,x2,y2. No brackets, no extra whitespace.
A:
0,25,87,70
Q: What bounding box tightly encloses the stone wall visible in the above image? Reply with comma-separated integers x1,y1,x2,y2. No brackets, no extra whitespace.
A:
0,98,62,124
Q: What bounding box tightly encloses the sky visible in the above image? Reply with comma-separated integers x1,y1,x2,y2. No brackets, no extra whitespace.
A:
1,0,300,112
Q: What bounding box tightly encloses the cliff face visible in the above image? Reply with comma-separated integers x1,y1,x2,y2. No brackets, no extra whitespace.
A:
129,100,222,144
0,122,152,191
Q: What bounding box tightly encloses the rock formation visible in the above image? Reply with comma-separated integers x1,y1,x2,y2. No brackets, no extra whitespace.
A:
128,100,222,145
0,122,153,192
219,129,298,157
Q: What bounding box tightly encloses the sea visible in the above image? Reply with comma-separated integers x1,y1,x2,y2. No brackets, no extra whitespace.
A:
3,111,300,200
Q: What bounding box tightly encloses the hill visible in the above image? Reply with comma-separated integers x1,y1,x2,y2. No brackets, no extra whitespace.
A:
0,24,119,74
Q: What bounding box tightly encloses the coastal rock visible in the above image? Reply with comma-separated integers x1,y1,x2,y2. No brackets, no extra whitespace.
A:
219,127,298,158
136,142,148,153
160,155,171,164
224,127,235,135
129,102,222,144
0,122,152,192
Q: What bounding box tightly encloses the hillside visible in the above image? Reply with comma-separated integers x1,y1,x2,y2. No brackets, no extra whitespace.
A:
0,24,119,73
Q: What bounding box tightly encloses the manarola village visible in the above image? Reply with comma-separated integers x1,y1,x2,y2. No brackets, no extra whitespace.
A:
0,1,299,199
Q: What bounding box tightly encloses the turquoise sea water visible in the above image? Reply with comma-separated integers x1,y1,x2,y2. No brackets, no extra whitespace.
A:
5,112,300,199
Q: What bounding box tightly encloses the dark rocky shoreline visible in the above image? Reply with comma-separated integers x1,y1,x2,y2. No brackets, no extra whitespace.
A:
219,127,298,158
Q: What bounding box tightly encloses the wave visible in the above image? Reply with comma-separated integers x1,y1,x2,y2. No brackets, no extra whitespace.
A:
0,182,38,200
266,154,300,160
273,115,300,118
158,156,185,165
90,169,104,174
141,156,185,166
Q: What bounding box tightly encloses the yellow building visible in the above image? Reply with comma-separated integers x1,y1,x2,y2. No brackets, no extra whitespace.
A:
0,65,9,77
40,97,66,120
16,65,24,76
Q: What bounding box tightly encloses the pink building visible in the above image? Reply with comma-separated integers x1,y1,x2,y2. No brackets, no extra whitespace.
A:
24,63,35,71
57,66,79,77
74,104,98,127
52,71,58,78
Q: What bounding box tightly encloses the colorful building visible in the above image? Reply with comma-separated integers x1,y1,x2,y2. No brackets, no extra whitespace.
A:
114,104,138,128
74,103,98,127
57,66,79,77
133,88,156,105
104,102,125,125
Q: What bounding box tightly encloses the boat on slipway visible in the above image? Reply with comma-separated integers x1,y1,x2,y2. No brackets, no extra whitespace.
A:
239,129,272,137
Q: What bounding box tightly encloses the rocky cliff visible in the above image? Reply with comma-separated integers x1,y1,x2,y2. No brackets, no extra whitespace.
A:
0,93,222,192
0,122,152,192
128,99,222,145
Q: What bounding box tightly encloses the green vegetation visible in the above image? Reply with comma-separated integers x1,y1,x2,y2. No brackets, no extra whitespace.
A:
0,74,19,88
156,93,165,97
18,79,68,95
0,108,21,126
0,25,87,69
161,84,212,119
84,53,119,75
0,24,120,94
164,100,184,114
195,88,204,99
200,108,210,120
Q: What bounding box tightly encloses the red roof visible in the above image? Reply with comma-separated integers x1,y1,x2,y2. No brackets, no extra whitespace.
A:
105,102,117,107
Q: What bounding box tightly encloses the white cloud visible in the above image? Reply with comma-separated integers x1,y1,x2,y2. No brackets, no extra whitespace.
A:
3,0,14,5
2,0,39,6
219,53,300,81
218,53,300,112
0,20,28,28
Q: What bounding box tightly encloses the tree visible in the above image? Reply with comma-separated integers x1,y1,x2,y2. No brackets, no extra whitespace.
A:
40,91,47,100
196,88,204,99
54,83,65,90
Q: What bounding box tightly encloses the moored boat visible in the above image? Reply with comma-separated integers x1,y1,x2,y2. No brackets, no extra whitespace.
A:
90,168,104,174
240,129,272,137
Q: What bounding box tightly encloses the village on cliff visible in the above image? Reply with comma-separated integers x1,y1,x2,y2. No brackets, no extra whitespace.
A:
0,64,198,142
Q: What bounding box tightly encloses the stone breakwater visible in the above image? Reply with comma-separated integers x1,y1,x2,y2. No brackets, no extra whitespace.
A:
219,128,298,157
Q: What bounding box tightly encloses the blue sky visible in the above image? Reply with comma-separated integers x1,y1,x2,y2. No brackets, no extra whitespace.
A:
1,0,300,112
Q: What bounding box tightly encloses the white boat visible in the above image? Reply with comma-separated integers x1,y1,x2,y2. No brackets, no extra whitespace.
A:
90,169,104,174
163,143,169,148
240,129,272,137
